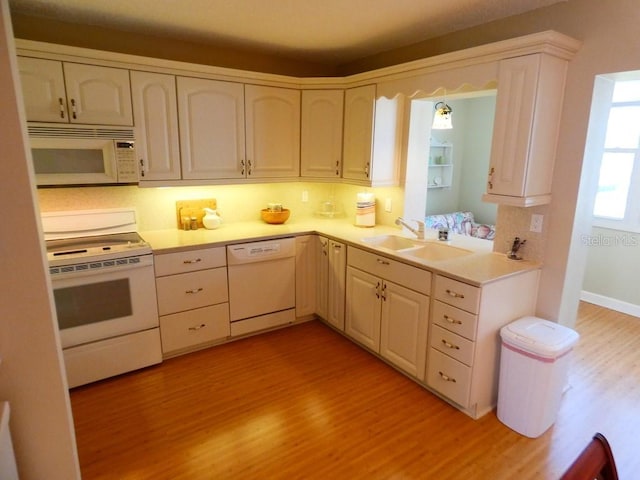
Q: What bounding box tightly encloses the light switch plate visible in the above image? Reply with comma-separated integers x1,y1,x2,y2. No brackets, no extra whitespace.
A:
530,214,543,233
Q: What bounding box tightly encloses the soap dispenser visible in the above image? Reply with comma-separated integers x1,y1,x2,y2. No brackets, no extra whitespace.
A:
202,208,222,229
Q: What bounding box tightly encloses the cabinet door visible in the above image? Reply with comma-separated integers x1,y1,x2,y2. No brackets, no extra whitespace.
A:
345,266,381,351
485,53,567,205
245,85,300,178
131,71,181,180
63,63,133,125
316,236,329,320
295,235,317,317
18,57,68,122
300,90,343,178
327,239,346,330
342,85,375,181
177,77,245,179
380,281,429,379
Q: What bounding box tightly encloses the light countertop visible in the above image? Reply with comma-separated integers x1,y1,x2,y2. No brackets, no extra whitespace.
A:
140,218,540,286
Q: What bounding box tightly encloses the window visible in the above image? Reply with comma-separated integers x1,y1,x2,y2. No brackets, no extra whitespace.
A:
593,78,640,231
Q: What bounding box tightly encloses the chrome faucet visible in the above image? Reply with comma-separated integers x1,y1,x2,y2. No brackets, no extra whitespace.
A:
395,217,426,240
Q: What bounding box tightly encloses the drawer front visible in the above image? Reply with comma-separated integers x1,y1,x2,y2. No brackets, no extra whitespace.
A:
426,348,472,408
348,247,431,295
432,300,478,341
156,267,228,315
434,275,480,313
160,303,230,354
154,247,226,276
430,324,475,366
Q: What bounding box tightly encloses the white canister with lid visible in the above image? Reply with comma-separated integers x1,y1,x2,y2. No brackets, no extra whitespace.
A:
202,208,222,229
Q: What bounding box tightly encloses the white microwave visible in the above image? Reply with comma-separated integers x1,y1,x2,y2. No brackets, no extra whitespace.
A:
28,125,138,186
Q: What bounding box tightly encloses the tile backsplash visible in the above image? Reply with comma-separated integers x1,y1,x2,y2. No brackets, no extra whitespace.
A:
36,182,405,231
493,204,549,263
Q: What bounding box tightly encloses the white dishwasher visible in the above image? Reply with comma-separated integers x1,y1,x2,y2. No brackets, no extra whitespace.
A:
227,237,296,336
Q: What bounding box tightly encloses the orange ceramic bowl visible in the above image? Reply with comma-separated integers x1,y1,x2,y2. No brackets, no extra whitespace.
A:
260,208,290,224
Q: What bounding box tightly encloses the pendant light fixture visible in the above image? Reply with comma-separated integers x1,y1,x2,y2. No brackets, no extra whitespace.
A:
432,101,453,129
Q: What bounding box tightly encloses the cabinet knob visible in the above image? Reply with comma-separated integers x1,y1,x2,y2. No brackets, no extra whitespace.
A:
487,166,495,190
441,339,460,350
183,258,202,264
443,314,462,325
445,289,464,299
438,371,457,383
58,97,65,119
70,98,77,119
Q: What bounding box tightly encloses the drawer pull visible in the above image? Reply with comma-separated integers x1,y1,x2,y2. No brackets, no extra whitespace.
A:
441,339,460,350
183,258,202,264
445,289,465,299
188,323,206,331
376,258,390,265
185,287,204,294
439,371,457,383
443,314,462,325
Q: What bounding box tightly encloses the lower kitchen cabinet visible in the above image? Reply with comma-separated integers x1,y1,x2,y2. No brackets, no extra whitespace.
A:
345,247,431,379
316,236,346,330
295,235,317,318
159,304,230,354
154,246,230,357
426,271,539,418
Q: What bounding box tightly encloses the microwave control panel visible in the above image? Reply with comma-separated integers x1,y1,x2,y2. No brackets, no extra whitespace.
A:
115,141,138,182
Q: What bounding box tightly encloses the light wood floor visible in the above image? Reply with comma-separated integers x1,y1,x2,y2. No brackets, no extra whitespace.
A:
70,302,640,479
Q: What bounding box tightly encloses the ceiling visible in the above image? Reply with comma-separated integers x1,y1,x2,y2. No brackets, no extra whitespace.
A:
9,0,567,65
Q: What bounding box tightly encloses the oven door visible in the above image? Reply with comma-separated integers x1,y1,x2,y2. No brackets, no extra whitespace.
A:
30,137,118,186
51,255,159,348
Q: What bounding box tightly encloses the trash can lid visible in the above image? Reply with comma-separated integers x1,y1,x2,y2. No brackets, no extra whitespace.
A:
500,316,579,358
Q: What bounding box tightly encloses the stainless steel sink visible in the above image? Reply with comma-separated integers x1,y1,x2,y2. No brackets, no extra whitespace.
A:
361,235,418,251
401,242,473,261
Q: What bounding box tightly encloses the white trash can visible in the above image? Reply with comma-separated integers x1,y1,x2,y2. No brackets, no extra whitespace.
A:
497,316,579,438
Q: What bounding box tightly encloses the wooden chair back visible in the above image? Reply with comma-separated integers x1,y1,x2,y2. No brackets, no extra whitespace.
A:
560,432,619,480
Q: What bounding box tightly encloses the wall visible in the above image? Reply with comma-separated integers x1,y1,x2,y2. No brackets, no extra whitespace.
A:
0,1,80,477
581,227,640,315
10,12,333,77
425,96,497,226
458,96,497,226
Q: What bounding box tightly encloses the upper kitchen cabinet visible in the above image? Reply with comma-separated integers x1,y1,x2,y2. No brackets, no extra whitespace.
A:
342,85,401,186
300,89,344,179
18,57,133,126
177,80,299,181
483,53,569,206
131,71,181,181
177,76,246,180
245,85,301,178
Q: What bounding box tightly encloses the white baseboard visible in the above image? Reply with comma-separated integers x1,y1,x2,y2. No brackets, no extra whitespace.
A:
580,291,640,318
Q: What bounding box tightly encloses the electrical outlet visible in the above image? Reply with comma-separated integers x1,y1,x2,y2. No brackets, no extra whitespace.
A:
385,198,392,212
530,214,543,233
301,190,308,203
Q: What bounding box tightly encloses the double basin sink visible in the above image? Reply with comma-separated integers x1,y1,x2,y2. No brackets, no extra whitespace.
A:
361,234,473,262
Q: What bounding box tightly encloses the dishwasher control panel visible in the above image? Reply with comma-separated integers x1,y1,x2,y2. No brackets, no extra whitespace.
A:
227,237,295,265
